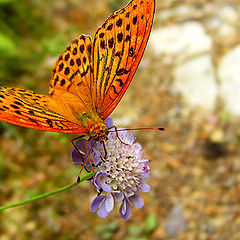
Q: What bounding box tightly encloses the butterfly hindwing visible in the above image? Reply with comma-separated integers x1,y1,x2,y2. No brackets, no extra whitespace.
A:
92,0,155,119
0,87,86,133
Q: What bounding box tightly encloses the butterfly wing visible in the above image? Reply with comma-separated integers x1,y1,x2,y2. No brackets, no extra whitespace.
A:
0,0,154,134
49,34,94,108
92,0,155,119
0,87,86,133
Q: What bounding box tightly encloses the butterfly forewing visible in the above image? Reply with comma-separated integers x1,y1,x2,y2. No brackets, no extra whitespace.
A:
92,0,155,119
49,34,93,107
0,87,86,133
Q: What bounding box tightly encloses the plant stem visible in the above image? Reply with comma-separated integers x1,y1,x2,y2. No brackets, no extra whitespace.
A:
0,170,97,212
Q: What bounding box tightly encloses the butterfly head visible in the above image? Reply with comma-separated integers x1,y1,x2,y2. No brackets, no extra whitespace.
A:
89,123,109,142
79,112,109,142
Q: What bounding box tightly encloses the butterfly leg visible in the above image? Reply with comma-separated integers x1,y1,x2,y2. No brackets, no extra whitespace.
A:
85,140,96,181
72,135,91,173
71,134,86,156
71,135,92,174
102,141,108,159
77,141,96,182
97,188,103,196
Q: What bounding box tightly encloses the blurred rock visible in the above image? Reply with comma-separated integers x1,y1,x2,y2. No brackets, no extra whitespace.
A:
174,55,218,110
165,205,186,237
216,23,238,46
217,6,239,25
157,5,203,22
218,45,240,115
210,129,224,143
206,6,239,46
149,22,212,63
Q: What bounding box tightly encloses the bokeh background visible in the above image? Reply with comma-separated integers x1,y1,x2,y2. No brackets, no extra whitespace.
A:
0,0,240,239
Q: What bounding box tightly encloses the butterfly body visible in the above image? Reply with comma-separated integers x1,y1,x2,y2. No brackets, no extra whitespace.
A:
0,0,155,141
78,112,109,142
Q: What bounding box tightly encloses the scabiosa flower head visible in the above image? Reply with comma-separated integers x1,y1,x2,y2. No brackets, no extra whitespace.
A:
71,117,151,220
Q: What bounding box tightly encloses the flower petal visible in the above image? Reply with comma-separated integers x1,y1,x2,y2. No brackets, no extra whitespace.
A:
94,172,102,192
71,139,86,165
105,117,114,128
71,139,95,167
97,199,109,218
129,194,144,208
119,198,132,220
71,148,83,165
105,193,114,212
127,133,135,143
95,172,112,192
114,192,124,202
139,183,151,192
96,173,112,192
118,128,128,138
90,195,106,212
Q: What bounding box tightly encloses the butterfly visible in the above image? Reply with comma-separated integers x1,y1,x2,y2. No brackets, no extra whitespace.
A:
0,0,155,143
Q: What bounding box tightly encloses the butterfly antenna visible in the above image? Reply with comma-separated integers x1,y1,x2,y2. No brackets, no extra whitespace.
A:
108,127,165,132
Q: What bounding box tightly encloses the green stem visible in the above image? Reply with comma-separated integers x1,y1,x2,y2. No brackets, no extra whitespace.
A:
0,170,97,212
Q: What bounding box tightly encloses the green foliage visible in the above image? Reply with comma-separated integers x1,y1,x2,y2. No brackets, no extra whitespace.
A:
0,122,22,139
144,214,158,234
125,237,148,240
219,111,230,124
49,132,70,146
107,0,128,11
0,153,7,179
98,222,119,240
0,0,15,4
0,0,54,84
42,35,68,56
128,224,142,236
126,214,158,239
0,32,16,54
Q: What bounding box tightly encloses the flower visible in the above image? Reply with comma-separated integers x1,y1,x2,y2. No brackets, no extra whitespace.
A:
71,117,151,220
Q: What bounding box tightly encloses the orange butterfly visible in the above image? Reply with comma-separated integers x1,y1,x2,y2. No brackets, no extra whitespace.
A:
0,0,155,142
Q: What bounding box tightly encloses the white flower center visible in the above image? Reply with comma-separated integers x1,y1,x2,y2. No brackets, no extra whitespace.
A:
94,132,150,193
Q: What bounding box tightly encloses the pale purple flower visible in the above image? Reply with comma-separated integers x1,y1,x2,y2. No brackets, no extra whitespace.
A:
72,117,151,220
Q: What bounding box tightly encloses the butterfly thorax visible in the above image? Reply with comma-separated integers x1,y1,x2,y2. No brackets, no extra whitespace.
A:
79,112,109,142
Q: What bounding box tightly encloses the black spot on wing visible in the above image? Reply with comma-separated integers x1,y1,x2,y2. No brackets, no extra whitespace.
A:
116,18,123,27
117,33,123,42
60,79,66,86
133,16,137,25
80,44,85,53
10,104,19,109
116,78,124,87
15,110,21,115
107,24,113,30
65,53,70,61
108,38,114,48
46,119,53,127
28,118,38,124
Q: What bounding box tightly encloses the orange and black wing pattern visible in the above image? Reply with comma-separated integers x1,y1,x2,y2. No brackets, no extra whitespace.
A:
0,87,86,133
49,34,93,108
92,0,155,119
0,0,155,134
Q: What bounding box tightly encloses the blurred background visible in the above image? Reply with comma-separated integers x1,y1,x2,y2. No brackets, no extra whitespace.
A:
0,0,240,239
